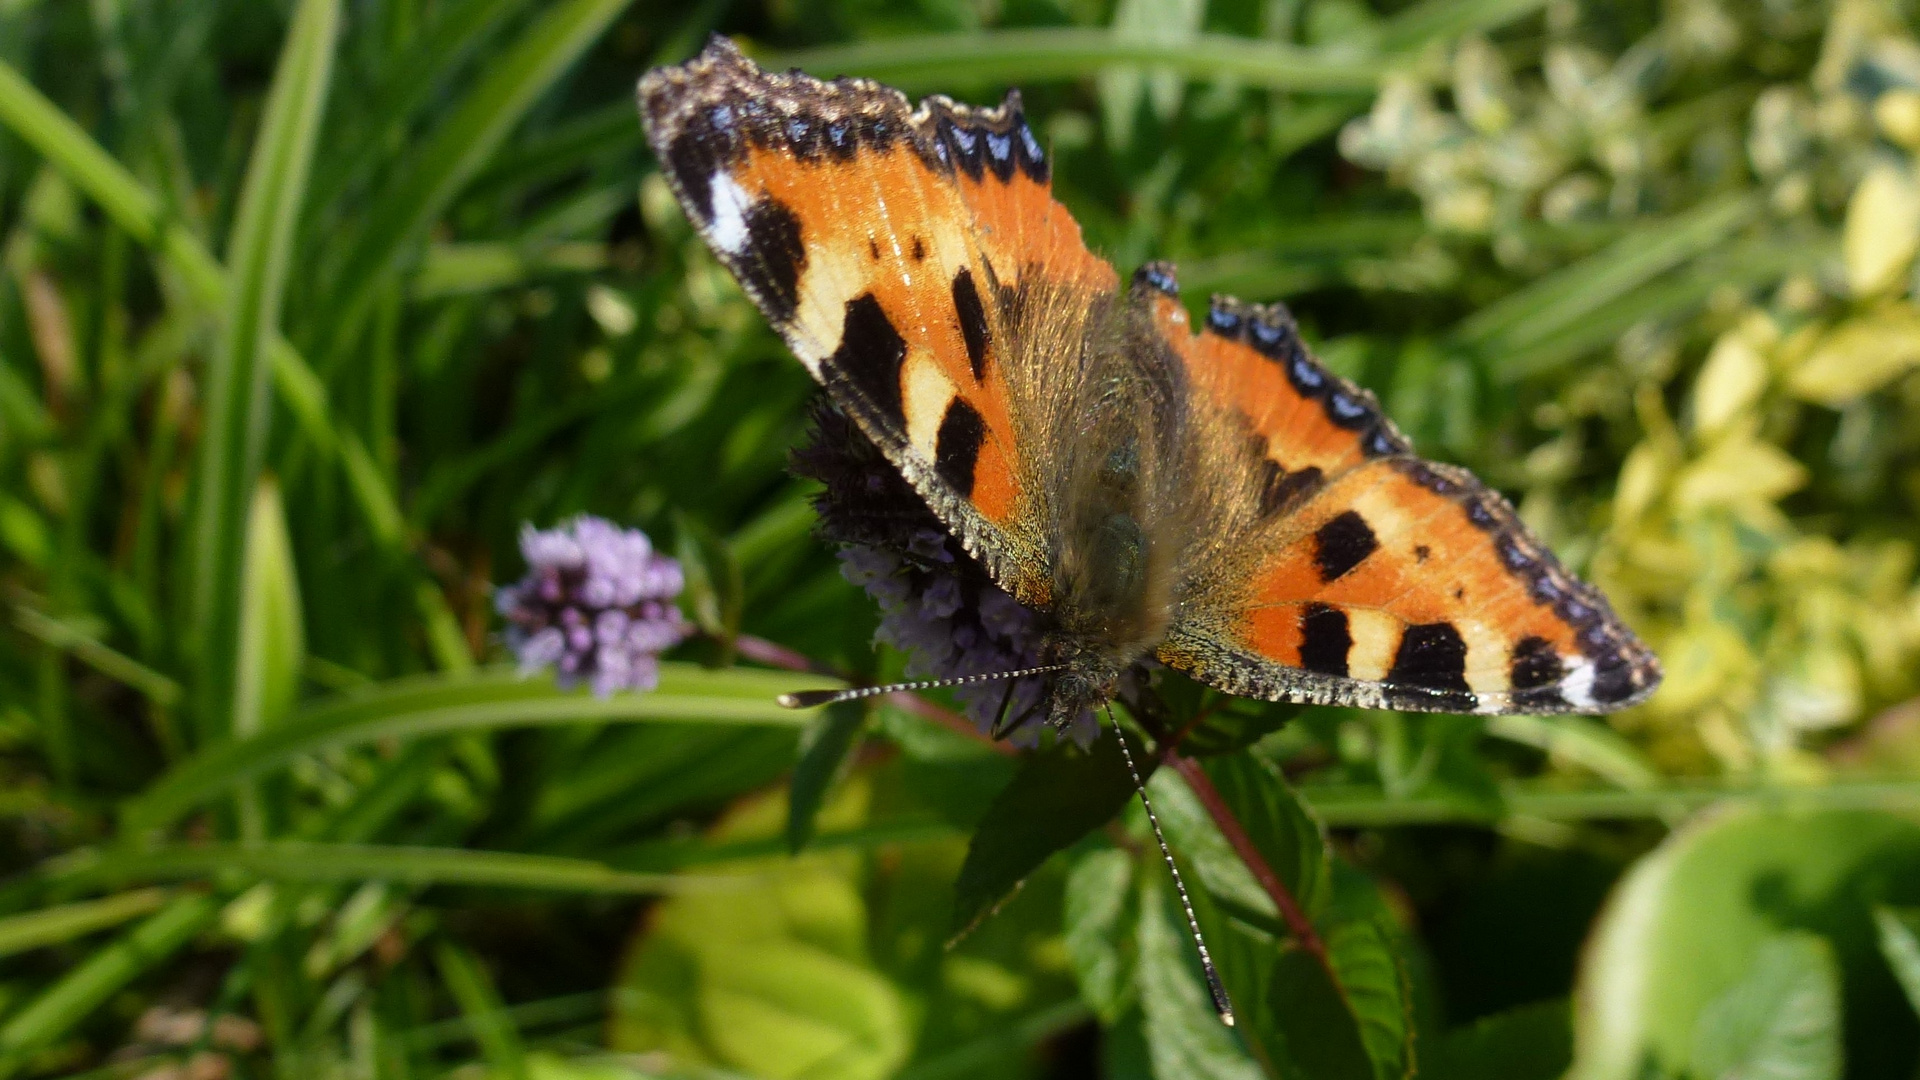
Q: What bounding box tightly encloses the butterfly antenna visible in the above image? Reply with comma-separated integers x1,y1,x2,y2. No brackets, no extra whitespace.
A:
1108,705,1235,1027
776,665,1066,709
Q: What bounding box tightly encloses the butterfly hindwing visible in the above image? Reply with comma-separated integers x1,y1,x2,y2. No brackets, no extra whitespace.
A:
639,38,1117,606
1137,270,1659,714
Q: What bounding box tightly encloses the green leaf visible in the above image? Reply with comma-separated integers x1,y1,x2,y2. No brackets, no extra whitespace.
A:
0,888,170,959
613,828,911,1080
233,478,304,738
1237,876,1414,1080
675,511,744,659
1690,933,1841,1080
438,941,531,1080
0,895,219,1077
185,0,337,743
324,0,633,334
1182,701,1301,757
125,664,828,831
1874,906,1920,1016
950,732,1145,937
52,841,692,895
1571,807,1920,1080
788,702,866,853
1265,946,1375,1080
1201,754,1330,918
1323,918,1413,1080
1424,999,1572,1080
1134,870,1264,1080
1064,848,1136,1023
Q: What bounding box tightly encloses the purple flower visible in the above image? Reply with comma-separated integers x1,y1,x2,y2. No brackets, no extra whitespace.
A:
496,516,691,697
792,403,1101,746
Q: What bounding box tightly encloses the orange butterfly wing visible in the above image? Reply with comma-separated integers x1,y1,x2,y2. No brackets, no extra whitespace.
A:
639,38,1113,605
1137,276,1660,713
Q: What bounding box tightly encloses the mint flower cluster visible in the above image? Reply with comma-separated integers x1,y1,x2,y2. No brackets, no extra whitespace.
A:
496,516,690,696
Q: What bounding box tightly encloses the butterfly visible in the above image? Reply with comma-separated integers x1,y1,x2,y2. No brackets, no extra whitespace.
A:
637,37,1662,734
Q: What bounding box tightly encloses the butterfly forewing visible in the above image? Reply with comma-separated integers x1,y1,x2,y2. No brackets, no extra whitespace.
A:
639,40,1120,607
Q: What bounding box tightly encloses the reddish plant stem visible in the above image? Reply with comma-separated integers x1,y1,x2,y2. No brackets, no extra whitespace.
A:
733,634,1014,756
1168,753,1329,968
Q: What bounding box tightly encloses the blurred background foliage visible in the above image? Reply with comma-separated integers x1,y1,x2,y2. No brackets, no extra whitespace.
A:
3,0,1920,1077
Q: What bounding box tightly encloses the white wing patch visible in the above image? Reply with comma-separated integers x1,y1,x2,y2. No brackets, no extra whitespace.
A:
708,171,754,256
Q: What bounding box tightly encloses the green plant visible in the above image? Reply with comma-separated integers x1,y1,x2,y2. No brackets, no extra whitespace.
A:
0,0,1917,1077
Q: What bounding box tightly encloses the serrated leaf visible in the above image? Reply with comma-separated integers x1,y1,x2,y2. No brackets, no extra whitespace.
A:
1136,870,1265,1080
1266,947,1376,1080
1874,906,1920,1016
1690,932,1841,1080
1201,754,1330,917
1064,848,1136,1022
1324,918,1414,1080
950,732,1145,936
788,702,865,853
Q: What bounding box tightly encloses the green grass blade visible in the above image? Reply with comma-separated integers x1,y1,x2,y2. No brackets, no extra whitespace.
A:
9,602,182,706
303,0,533,219
52,842,699,895
1454,193,1760,356
125,664,832,831
1488,235,1815,380
1376,0,1551,52
0,57,405,553
187,0,338,742
411,241,608,299
233,479,306,739
0,895,218,1078
0,888,170,959
324,0,634,335
436,943,529,1080
765,30,1386,92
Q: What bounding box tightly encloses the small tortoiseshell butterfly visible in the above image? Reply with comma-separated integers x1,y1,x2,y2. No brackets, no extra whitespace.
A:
638,37,1661,732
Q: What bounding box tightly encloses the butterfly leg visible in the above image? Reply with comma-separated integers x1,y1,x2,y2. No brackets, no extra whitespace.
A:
985,676,1022,741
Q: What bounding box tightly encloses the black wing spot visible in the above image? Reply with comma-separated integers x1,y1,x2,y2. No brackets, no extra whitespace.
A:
1414,544,1431,563
911,236,927,261
1510,636,1562,690
952,268,992,381
1314,511,1378,583
1590,658,1642,705
666,130,722,225
933,398,987,497
831,294,908,424
1389,623,1471,696
1299,604,1351,677
738,198,806,324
